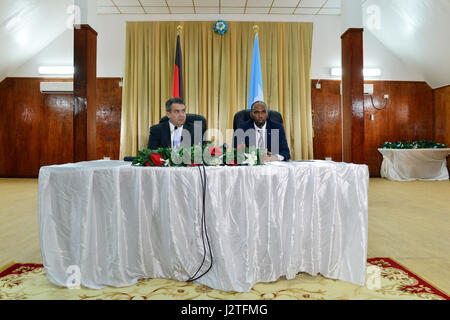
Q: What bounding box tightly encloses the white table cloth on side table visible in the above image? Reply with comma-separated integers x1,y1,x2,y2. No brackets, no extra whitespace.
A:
378,148,450,181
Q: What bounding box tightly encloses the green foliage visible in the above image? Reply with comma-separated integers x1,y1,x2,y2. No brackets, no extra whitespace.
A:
132,142,266,167
381,140,447,149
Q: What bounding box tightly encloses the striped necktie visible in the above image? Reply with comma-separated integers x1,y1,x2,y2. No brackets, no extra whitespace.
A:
258,129,264,149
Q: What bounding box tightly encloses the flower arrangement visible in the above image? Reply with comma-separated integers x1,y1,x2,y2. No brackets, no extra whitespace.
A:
132,142,267,167
381,140,447,149
213,20,228,35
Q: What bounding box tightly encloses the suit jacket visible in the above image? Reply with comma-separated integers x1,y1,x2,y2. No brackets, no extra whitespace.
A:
234,119,291,161
147,121,197,150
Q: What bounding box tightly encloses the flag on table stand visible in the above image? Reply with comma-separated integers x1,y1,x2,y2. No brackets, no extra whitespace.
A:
172,33,184,101
248,32,264,109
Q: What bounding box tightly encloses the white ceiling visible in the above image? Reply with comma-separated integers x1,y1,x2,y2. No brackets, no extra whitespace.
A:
97,0,350,15
0,0,449,88
0,0,73,82
362,0,450,88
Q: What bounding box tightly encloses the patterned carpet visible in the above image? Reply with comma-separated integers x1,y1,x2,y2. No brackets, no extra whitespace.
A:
0,258,448,300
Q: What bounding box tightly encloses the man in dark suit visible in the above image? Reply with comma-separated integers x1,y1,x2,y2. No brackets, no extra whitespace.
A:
147,97,199,149
234,101,290,161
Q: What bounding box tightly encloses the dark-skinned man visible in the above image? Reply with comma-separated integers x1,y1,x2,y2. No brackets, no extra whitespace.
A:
233,101,291,162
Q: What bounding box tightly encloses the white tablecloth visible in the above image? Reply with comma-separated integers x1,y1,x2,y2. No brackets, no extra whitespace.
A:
379,148,450,181
38,160,369,292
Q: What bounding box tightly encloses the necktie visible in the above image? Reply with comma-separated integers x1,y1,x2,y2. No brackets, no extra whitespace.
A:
173,127,180,147
258,129,264,149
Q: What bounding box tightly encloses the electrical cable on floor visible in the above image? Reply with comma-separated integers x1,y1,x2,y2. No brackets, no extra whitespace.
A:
187,164,213,282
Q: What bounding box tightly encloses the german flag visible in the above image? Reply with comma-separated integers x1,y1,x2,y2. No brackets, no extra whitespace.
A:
172,34,184,101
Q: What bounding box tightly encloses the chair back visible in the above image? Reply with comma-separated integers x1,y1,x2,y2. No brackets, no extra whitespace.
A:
233,109,283,131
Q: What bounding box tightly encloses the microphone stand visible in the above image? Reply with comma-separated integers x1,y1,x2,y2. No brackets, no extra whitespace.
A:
222,143,228,166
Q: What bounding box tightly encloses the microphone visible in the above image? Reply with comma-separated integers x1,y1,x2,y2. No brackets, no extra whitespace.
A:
222,143,228,165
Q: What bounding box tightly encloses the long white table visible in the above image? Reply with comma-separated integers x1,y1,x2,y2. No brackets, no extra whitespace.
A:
378,148,450,181
38,160,369,292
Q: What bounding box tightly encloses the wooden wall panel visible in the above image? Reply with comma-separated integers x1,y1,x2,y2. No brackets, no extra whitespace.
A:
311,80,342,162
433,85,450,173
363,81,391,177
341,28,365,164
11,79,43,177
39,94,74,167
434,85,450,145
389,82,434,141
0,80,13,176
0,79,43,177
74,24,97,162
0,77,122,178
96,78,122,160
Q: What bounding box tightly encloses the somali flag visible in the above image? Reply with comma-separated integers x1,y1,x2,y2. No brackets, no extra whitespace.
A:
247,33,264,109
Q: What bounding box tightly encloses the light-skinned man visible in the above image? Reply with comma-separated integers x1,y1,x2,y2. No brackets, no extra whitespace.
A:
147,97,197,149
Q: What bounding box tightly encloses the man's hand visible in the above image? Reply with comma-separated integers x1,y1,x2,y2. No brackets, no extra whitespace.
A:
266,156,280,162
263,152,280,163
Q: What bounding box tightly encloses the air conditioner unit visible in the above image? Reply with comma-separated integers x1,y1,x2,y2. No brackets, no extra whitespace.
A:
40,82,73,93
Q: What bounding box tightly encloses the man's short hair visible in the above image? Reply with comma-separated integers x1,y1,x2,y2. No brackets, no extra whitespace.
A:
166,97,185,113
251,101,268,113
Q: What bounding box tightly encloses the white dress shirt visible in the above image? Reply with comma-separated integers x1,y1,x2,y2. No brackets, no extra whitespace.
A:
169,121,183,148
254,122,284,161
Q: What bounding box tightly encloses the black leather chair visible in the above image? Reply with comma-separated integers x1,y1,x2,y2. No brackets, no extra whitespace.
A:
159,114,207,136
233,109,284,131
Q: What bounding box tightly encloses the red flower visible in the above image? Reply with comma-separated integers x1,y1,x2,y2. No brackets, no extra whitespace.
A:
190,163,199,167
229,161,237,166
209,147,222,157
237,144,242,151
145,162,151,167
150,153,164,166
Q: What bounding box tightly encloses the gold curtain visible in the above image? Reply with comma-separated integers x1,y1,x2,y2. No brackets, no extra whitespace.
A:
120,21,313,160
